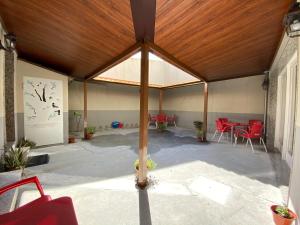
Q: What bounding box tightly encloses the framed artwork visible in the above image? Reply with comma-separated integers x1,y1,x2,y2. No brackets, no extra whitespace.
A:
23,76,63,146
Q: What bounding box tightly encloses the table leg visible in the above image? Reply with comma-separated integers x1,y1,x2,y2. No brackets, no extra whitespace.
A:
231,126,234,144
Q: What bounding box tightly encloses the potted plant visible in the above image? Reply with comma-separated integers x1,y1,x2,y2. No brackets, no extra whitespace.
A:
68,136,76,143
2,145,30,171
85,126,96,140
193,121,205,141
271,205,297,225
73,111,82,132
16,137,36,149
157,122,167,132
134,158,157,175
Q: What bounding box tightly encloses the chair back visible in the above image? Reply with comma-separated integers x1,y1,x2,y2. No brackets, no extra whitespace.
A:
167,115,176,122
216,120,224,131
249,120,262,126
157,114,167,123
249,123,263,138
219,118,228,124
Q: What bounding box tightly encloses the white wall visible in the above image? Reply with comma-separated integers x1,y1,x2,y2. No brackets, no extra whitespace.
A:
69,81,159,111
164,75,265,114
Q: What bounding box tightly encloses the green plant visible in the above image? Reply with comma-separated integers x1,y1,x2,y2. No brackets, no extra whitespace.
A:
157,122,167,131
3,145,30,171
16,137,36,149
86,126,96,134
73,111,82,132
275,205,292,219
193,121,204,139
134,158,157,171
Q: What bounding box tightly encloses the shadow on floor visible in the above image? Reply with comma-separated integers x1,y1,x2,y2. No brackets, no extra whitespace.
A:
25,129,290,189
139,189,152,225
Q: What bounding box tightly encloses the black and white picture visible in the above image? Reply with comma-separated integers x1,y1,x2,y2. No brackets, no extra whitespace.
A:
24,77,63,146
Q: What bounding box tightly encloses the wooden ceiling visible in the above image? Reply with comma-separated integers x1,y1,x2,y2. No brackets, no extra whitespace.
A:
155,0,293,81
0,0,293,81
0,0,135,78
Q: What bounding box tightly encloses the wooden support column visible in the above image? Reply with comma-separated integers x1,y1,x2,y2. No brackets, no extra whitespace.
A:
138,44,149,186
83,81,88,139
159,89,163,114
203,82,208,142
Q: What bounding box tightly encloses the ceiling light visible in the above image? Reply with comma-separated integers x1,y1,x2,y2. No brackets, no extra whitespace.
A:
284,2,300,38
0,33,16,52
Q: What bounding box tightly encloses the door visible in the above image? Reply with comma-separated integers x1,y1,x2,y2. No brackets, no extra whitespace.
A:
274,70,287,151
282,53,297,167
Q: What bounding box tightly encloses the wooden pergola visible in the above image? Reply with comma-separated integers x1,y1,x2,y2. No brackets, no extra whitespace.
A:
0,0,292,186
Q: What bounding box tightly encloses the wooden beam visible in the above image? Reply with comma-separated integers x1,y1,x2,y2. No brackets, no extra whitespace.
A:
159,89,163,114
203,82,208,142
130,0,156,42
163,81,203,90
138,44,149,186
92,76,163,88
207,73,263,83
147,42,206,82
83,81,88,139
85,43,141,80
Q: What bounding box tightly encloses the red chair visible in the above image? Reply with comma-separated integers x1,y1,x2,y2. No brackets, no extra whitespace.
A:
212,119,231,142
156,114,167,128
234,123,267,153
0,176,78,225
249,120,263,126
219,118,229,124
167,115,176,127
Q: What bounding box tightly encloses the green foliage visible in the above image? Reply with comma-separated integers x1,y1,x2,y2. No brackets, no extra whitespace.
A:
134,158,157,171
73,111,82,117
275,205,292,219
157,122,167,131
3,145,30,171
16,137,36,149
193,121,204,138
86,126,96,134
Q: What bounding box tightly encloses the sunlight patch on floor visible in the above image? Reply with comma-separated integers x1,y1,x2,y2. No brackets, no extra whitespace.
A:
189,176,232,205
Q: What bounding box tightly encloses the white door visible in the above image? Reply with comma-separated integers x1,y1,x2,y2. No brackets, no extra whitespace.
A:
274,70,287,151
282,53,297,168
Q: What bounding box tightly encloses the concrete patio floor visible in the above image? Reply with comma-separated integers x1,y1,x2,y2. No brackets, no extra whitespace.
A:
18,128,289,225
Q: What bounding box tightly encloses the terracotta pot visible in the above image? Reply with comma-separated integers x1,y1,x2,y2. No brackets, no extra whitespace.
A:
271,205,297,225
68,137,76,143
85,133,93,140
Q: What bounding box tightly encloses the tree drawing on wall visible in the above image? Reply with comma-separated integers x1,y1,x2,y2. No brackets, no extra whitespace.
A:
24,78,62,122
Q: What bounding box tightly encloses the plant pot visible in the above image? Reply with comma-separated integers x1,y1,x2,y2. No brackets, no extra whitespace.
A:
68,137,76,143
85,133,94,140
271,205,297,225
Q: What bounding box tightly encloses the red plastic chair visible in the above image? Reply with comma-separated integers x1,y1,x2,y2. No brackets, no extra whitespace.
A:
234,123,267,153
156,114,167,128
0,176,78,225
249,120,263,126
167,115,176,127
219,118,229,124
212,119,231,142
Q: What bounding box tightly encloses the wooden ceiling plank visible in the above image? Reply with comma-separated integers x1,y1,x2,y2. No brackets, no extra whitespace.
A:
147,42,206,82
85,42,141,80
